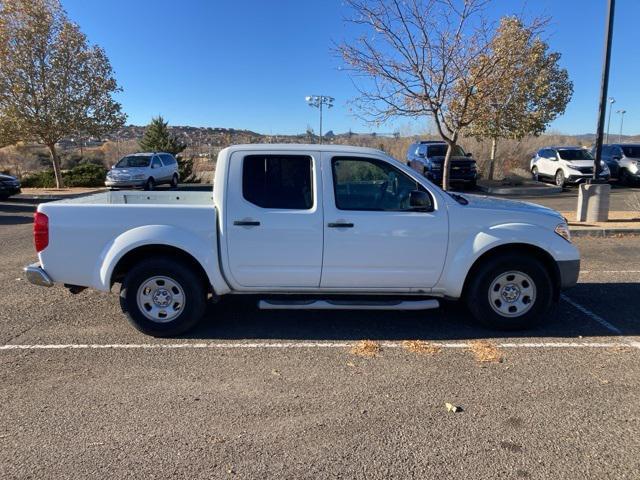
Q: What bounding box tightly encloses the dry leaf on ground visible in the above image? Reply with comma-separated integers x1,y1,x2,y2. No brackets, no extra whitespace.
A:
403,340,441,356
467,340,504,363
350,340,381,357
445,402,463,413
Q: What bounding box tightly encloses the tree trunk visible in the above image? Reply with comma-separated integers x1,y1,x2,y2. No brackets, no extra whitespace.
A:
47,143,64,189
442,133,458,192
487,137,498,180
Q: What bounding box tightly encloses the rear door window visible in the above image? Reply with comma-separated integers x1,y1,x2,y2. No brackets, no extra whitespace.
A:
242,155,313,210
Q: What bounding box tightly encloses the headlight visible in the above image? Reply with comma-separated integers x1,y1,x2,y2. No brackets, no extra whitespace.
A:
132,174,146,180
600,161,609,172
555,223,571,243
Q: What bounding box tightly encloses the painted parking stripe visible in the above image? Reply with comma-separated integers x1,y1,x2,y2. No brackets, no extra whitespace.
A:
561,293,623,335
1,341,638,351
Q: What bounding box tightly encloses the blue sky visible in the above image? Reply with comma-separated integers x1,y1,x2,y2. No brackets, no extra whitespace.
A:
62,0,639,135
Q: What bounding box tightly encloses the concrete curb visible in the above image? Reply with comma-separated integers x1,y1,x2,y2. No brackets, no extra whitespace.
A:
476,182,562,196
570,227,640,237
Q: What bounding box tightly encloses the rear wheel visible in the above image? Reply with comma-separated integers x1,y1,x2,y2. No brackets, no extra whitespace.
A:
555,169,565,187
465,254,554,330
170,173,179,188
120,258,206,336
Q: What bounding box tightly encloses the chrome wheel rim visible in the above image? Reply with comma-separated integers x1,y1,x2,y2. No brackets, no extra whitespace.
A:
555,171,564,186
488,271,536,318
136,276,185,323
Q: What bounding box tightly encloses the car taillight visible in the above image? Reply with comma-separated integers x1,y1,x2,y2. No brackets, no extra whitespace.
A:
34,212,49,253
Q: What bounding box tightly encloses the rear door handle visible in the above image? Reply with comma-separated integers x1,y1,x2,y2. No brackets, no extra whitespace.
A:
234,220,261,226
328,222,354,228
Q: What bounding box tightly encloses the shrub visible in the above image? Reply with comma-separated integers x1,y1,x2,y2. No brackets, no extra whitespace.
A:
21,163,107,188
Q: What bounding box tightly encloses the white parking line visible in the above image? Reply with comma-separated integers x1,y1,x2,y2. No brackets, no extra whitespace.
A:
1,341,638,351
561,294,623,334
580,270,640,274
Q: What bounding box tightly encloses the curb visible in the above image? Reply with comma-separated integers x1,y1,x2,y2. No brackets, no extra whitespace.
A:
570,228,640,237
476,183,562,196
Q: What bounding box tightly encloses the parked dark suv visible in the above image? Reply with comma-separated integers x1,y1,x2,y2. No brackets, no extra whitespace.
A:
406,140,477,187
593,144,640,185
0,173,21,200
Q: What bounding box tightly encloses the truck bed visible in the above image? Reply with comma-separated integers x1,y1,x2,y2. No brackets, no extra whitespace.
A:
37,190,219,291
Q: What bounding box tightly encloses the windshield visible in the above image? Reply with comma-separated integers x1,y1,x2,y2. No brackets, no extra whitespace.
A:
558,149,593,161
621,146,640,158
427,145,466,157
115,155,151,168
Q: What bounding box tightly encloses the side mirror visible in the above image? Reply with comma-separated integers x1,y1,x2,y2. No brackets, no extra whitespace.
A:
409,190,433,212
417,151,426,158
465,152,473,158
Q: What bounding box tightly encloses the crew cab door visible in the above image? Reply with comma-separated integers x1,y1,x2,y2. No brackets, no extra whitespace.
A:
225,151,323,287
320,153,448,290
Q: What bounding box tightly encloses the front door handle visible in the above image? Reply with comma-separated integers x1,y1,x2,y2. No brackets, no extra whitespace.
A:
234,220,261,227
328,222,354,228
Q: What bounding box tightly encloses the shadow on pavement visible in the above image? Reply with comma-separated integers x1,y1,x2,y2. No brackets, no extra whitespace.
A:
184,282,639,341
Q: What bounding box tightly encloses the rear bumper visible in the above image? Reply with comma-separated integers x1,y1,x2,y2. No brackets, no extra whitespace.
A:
24,263,54,287
558,259,580,289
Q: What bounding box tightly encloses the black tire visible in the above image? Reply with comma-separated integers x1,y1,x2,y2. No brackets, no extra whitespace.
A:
170,173,179,188
555,169,565,187
0,194,9,201
119,258,206,337
531,166,539,181
619,168,631,186
465,254,554,330
144,177,155,191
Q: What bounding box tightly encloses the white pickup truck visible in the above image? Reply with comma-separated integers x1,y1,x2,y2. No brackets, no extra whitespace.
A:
25,144,580,336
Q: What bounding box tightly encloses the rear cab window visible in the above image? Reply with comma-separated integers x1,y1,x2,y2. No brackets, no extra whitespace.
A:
242,155,313,210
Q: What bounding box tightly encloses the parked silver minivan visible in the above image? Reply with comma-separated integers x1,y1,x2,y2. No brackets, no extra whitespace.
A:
105,152,179,190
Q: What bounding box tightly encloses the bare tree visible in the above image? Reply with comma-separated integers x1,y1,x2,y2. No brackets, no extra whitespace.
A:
337,0,532,189
0,0,125,188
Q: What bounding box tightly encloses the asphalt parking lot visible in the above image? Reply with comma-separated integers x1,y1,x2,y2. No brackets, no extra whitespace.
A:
1,196,639,479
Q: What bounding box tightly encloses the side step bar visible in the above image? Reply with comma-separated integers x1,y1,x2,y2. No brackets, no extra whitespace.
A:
258,299,440,311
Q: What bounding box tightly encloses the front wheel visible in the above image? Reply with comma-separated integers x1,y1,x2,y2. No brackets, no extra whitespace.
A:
555,169,565,187
120,258,207,336
144,178,155,191
531,166,539,181
465,254,554,330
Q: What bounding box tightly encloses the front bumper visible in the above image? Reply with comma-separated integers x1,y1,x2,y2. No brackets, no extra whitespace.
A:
558,259,580,289
425,171,477,183
105,179,146,188
0,185,21,196
24,263,54,287
566,172,610,184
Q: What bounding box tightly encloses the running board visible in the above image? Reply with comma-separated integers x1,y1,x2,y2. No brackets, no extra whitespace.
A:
258,299,440,311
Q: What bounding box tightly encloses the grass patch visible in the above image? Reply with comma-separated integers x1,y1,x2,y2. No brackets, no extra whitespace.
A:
350,340,381,358
467,340,504,363
403,340,441,356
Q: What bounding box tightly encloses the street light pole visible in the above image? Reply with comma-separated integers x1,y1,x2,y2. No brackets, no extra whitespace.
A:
305,95,334,144
616,109,626,143
577,0,615,223
606,97,615,143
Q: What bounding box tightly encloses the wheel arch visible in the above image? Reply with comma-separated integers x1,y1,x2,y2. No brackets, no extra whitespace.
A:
461,243,561,301
111,244,212,294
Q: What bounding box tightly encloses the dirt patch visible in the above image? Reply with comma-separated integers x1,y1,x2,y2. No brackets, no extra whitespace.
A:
403,340,441,356
350,340,381,358
467,340,504,363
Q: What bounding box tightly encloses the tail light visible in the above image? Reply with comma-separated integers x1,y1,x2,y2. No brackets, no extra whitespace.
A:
34,212,49,252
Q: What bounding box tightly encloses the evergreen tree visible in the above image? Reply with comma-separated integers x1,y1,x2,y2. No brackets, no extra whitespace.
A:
139,116,186,155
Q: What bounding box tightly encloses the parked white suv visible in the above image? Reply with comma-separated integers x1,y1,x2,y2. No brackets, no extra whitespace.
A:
530,147,610,187
106,152,179,190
